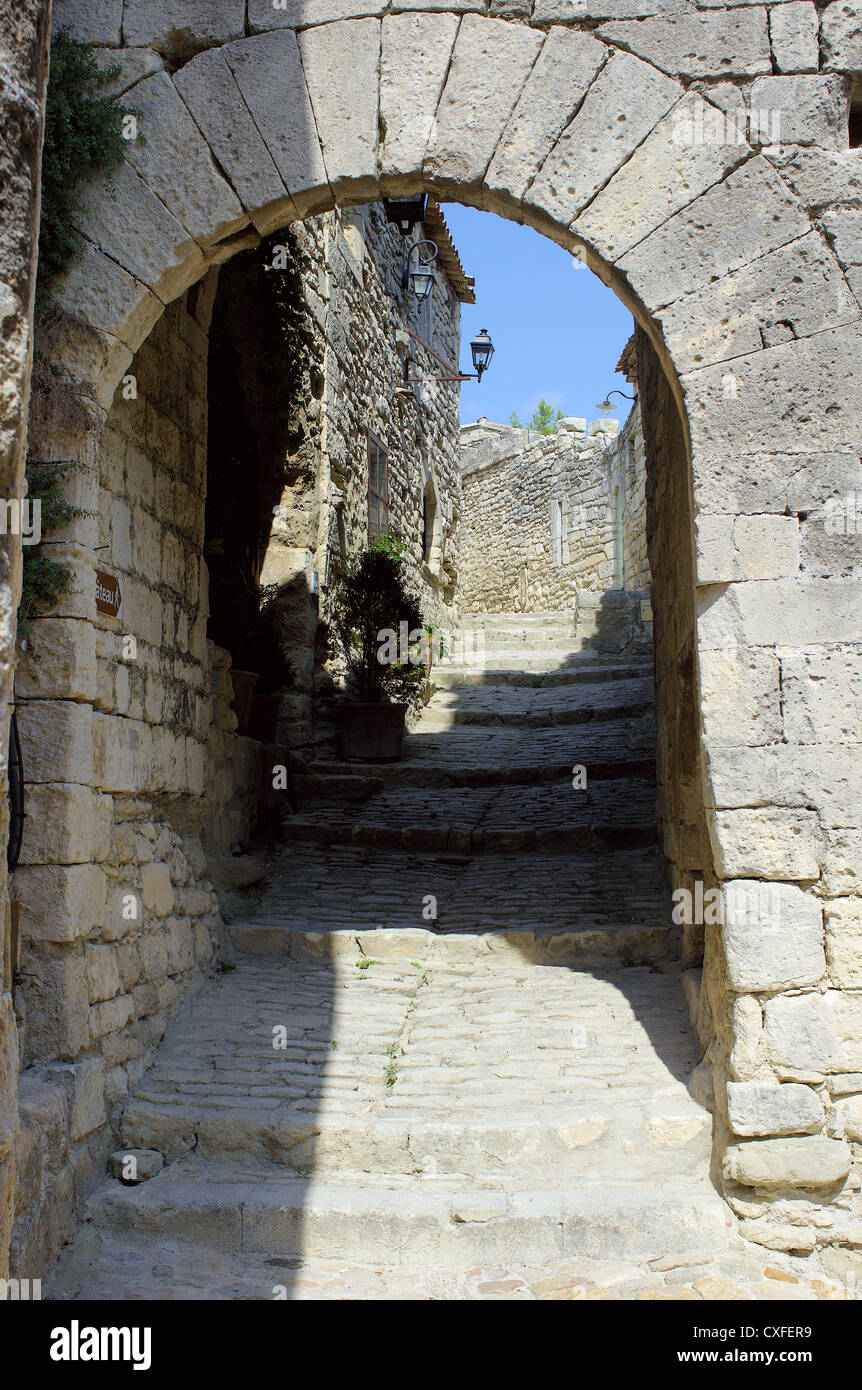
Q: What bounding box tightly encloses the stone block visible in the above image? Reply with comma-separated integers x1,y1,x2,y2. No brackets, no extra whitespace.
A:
16,700,94,785
824,898,862,988
596,11,771,80
822,1,862,72
92,712,153,794
19,784,113,866
85,944,121,1005
122,0,246,61
781,648,862,744
108,1148,165,1183
379,12,460,189
697,577,862,652
726,1082,824,1138
485,26,605,205
52,0,122,45
13,864,106,944
174,48,292,236
711,810,822,882
141,863,174,917
769,2,819,73
16,619,98,702
526,49,679,230
834,1095,862,1141
89,994,133,1040
822,830,862,896
723,1137,850,1189
225,31,329,219
45,1055,106,1141
699,646,782,746
721,879,825,991
730,995,764,1082
764,991,862,1077
694,514,799,585
298,19,381,201
20,949,90,1060
662,232,859,375
55,241,162,354
748,75,849,150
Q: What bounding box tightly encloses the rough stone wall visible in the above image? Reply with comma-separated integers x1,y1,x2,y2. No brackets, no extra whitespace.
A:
458,410,648,613
0,0,50,1283
303,204,463,633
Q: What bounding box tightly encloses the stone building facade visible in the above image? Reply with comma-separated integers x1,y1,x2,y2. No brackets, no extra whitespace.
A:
458,402,649,614
2,0,862,1279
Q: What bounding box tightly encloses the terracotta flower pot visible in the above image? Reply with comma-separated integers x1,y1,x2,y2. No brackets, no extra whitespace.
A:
337,702,406,762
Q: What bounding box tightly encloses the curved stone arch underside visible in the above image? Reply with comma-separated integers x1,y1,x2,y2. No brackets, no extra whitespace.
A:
51,14,862,956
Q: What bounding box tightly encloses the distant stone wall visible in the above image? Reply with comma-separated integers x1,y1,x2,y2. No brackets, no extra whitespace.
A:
458,408,649,614
0,0,50,1283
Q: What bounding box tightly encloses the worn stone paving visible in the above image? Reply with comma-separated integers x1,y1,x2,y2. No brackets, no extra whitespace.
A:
49,1225,860,1302
51,613,855,1300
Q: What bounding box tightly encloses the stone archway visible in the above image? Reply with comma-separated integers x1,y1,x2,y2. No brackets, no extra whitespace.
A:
20,5,862,1267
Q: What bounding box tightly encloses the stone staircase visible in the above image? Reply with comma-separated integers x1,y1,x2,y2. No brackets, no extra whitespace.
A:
50,609,733,1296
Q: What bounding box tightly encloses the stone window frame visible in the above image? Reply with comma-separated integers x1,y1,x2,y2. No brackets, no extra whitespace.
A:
368,430,389,541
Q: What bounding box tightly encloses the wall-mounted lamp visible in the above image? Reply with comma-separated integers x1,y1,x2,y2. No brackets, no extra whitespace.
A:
400,327,496,389
404,239,437,301
595,388,635,414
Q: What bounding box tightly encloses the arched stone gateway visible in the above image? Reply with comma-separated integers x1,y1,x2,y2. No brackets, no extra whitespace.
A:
7,0,862,1281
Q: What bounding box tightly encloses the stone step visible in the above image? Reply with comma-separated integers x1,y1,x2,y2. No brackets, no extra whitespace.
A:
278,777,657,854
296,751,655,796
228,920,675,963
120,1094,712,1182
432,662,653,690
415,695,652,731
87,1162,733,1267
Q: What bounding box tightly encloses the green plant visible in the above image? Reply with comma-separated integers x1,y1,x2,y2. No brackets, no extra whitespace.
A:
356,958,380,971
383,1063,398,1087
509,399,564,435
18,459,87,638
36,31,128,309
328,536,426,712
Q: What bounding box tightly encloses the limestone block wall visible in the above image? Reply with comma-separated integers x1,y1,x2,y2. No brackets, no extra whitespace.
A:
458,409,648,614
0,0,50,1282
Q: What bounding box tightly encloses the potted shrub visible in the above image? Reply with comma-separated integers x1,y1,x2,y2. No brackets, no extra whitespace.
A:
329,536,426,762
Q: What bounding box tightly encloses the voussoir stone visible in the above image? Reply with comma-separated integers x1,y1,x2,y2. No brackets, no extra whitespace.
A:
379,12,460,189
526,49,680,229
748,76,849,151
768,3,819,74
298,19,381,200
424,15,544,195
120,71,247,248
723,1137,850,1189
485,26,606,206
174,48,292,234
52,0,123,45
224,32,329,218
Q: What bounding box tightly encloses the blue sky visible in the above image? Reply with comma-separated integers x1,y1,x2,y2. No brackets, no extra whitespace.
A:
441,204,635,429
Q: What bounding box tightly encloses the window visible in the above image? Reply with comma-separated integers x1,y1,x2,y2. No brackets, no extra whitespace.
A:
368,433,388,540
422,482,437,562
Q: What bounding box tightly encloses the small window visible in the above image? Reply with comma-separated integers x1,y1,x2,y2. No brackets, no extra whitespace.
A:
368,433,388,541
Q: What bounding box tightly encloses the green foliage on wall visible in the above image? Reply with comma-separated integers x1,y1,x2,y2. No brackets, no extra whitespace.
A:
19,460,85,639
36,30,127,308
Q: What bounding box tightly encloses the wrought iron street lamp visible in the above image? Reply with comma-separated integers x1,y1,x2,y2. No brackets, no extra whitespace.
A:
403,240,437,301
470,328,495,383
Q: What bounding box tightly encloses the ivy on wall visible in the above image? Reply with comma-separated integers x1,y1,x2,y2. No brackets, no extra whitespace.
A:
35,29,127,308
19,461,86,639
